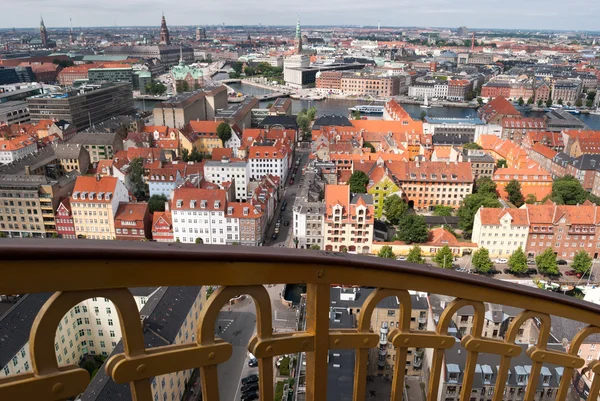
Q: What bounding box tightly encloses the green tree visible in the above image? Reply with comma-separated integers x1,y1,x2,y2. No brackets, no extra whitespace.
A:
396,214,429,244
535,247,558,275
377,245,396,259
505,179,525,207
433,205,453,216
476,177,497,195
558,98,563,105
148,194,168,213
231,62,244,75
349,171,370,194
145,81,167,95
189,146,203,162
508,247,528,274
351,110,362,120
297,114,311,136
517,97,524,106
537,99,544,107
216,122,232,144
527,97,534,105
546,98,553,107
244,66,255,76
472,247,493,273
477,97,483,105
587,99,594,107
464,142,482,150
587,91,596,101
525,194,537,204
306,107,317,121
551,175,588,205
434,245,454,268
130,157,147,200
176,80,190,93
181,148,189,162
383,194,407,224
419,111,427,121
195,237,203,244
407,245,425,264
363,142,376,153
496,159,508,168
309,244,320,250
457,193,501,236
572,250,593,275
575,98,583,107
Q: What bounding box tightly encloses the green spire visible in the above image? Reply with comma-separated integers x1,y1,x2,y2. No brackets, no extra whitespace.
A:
296,16,301,39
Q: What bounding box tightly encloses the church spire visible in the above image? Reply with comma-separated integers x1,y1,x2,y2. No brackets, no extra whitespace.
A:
39,15,48,47
159,12,170,45
294,16,302,54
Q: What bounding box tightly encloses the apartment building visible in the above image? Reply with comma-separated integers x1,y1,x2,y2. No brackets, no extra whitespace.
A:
204,158,250,201
52,143,90,174
478,97,521,125
293,165,326,249
492,167,553,203
248,141,290,182
153,87,227,128
232,202,264,246
388,161,473,211
315,71,343,93
472,208,530,258
172,187,239,244
55,197,75,239
408,81,448,99
67,133,123,163
551,79,582,104
71,176,130,240
446,79,472,101
152,210,173,242
322,184,374,253
338,74,401,97
114,202,152,241
0,135,37,164
500,117,547,143
456,149,495,182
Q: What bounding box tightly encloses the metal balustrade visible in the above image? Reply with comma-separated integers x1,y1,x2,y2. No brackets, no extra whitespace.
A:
1,239,600,401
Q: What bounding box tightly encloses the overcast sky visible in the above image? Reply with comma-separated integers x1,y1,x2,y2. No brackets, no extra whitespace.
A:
2,0,599,31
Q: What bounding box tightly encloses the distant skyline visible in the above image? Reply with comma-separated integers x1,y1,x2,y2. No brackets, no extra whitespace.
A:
2,0,600,32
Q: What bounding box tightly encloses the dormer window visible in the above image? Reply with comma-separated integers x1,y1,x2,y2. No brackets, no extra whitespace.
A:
243,207,249,216
106,193,112,200
200,200,207,209
420,173,426,179
190,200,197,208
73,192,79,200
176,200,183,208
227,206,233,215
81,192,87,200
89,192,95,200
98,193,104,200
451,174,457,180
214,200,220,209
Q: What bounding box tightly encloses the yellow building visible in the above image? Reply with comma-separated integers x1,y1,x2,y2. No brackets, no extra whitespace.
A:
181,121,222,155
367,168,402,219
71,176,130,240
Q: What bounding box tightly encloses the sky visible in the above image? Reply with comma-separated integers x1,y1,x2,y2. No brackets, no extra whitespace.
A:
2,0,599,31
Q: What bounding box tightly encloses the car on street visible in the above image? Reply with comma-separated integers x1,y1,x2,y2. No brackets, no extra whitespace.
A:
557,259,568,265
494,258,508,264
272,233,277,240
284,221,289,226
241,375,258,385
565,270,578,276
241,382,259,393
527,259,536,265
397,256,407,261
241,391,258,401
248,357,258,367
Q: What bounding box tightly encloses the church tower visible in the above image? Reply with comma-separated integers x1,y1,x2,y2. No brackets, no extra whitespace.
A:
40,17,48,48
160,13,170,45
294,17,302,54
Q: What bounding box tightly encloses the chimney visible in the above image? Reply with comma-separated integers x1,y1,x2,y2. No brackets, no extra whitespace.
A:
165,201,170,211
96,174,100,181
24,166,31,175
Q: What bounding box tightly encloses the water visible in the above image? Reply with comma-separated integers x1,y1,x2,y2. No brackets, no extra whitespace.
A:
136,80,600,130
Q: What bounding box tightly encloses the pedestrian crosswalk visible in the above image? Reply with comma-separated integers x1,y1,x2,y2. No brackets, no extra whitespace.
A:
217,318,234,333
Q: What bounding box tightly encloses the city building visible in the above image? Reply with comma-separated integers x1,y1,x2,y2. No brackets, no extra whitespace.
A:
55,197,75,239
88,67,133,84
456,148,496,182
322,184,374,253
152,210,173,242
232,202,265,246
204,158,249,201
545,109,589,132
247,140,290,182
114,202,152,241
27,83,135,131
159,13,170,45
283,56,364,88
58,64,98,86
0,101,30,125
423,117,501,145
447,79,472,101
478,97,521,125
153,87,227,129
0,66,36,85
294,17,303,54
292,165,326,249
52,143,90,175
170,59,204,93
0,135,37,164
181,120,222,155
471,208,530,258
67,133,123,163
551,79,582,105
492,166,552,203
71,176,130,240
500,117,547,143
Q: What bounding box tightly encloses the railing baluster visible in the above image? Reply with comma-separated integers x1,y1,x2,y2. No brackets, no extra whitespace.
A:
458,302,485,401
557,325,600,400
305,282,330,401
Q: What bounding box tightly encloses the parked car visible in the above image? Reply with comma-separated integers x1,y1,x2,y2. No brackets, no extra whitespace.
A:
241,391,258,401
397,256,407,261
489,269,501,275
284,221,289,226
557,259,568,265
565,270,578,276
248,357,258,367
241,382,259,393
526,268,538,275
271,233,278,240
241,375,258,385
494,258,508,264
527,259,536,265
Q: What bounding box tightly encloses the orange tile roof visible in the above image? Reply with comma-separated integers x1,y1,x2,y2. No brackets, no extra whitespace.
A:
188,120,221,133
480,96,520,117
384,99,413,122
152,210,172,228
478,208,529,226
224,202,263,219
72,176,119,203
325,184,350,212
114,202,149,226
530,143,557,160
172,188,227,211
432,146,452,159
0,134,36,151
350,120,423,136
493,167,552,182
387,161,473,183
211,148,233,160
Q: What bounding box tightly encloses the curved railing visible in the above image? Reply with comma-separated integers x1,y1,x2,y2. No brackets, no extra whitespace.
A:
0,239,600,401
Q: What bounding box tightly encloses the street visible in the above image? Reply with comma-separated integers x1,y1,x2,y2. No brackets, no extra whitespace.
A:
264,149,311,248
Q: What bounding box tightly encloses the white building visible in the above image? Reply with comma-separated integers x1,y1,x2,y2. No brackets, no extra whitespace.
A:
204,158,250,201
248,142,290,183
283,55,310,88
408,82,448,99
224,129,242,158
472,207,530,258
172,187,239,244
0,135,37,164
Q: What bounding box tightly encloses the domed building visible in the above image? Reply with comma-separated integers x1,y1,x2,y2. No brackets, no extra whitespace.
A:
170,52,204,93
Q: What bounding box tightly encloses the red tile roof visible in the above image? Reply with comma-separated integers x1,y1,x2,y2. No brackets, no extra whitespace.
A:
114,203,149,228
72,176,119,203
478,208,529,226
172,188,227,211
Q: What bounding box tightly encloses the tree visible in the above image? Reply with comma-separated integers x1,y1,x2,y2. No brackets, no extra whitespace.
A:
552,175,588,205
306,107,317,121
189,146,202,162
505,179,524,207
472,247,493,273
377,245,396,259
434,245,454,268
349,171,369,194
572,250,593,275
496,159,508,168
535,247,558,275
407,245,425,264
216,122,232,145
575,98,583,107
309,244,320,250
525,194,537,204
587,91,597,101
396,214,429,244
538,99,544,107
383,194,407,224
433,205,453,216
244,66,255,76
195,238,203,244
363,142,376,153
351,110,361,120
181,148,189,162
419,111,427,121
558,98,563,105
477,97,483,106
145,81,167,96
475,177,497,196
546,98,553,107
130,157,147,200
297,114,311,136
231,62,244,75
176,80,190,93
457,193,501,236
517,97,524,106
149,194,168,213
508,247,528,274
527,97,534,105
464,142,482,150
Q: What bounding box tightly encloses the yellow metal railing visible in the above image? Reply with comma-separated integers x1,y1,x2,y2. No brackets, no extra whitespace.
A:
1,239,600,401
